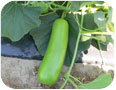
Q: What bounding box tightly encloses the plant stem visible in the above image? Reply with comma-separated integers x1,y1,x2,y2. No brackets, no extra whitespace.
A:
61,1,70,18
67,30,81,74
40,11,55,16
97,40,104,68
67,12,84,75
67,78,79,89
75,14,106,32
69,75,83,85
54,7,70,11
81,13,84,26
61,11,66,19
51,3,70,11
60,79,68,89
81,31,113,35
61,1,67,6
83,25,106,32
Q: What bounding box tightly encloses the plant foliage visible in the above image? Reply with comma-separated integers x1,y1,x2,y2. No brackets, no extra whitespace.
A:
1,1,114,89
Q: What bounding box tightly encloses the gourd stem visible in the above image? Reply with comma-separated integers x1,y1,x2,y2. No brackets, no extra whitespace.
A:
61,1,70,18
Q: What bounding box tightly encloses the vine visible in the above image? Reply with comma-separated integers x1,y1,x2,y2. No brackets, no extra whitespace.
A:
2,1,113,89
59,1,113,89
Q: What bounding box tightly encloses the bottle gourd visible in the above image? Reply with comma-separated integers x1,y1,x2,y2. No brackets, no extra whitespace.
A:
38,18,69,85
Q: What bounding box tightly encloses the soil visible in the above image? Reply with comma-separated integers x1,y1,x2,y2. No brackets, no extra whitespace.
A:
1,56,114,89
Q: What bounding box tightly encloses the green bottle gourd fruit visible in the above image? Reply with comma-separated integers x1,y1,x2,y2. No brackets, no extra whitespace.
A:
38,18,69,85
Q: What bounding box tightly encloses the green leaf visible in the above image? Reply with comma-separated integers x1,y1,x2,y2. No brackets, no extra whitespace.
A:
1,1,41,41
30,13,59,56
65,14,80,65
100,35,114,45
94,11,106,31
70,1,82,12
82,13,98,30
95,35,106,42
91,39,107,51
93,11,113,45
107,6,113,22
80,1,101,7
70,1,104,12
96,1,104,4
65,14,92,65
79,73,112,89
29,1,48,13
